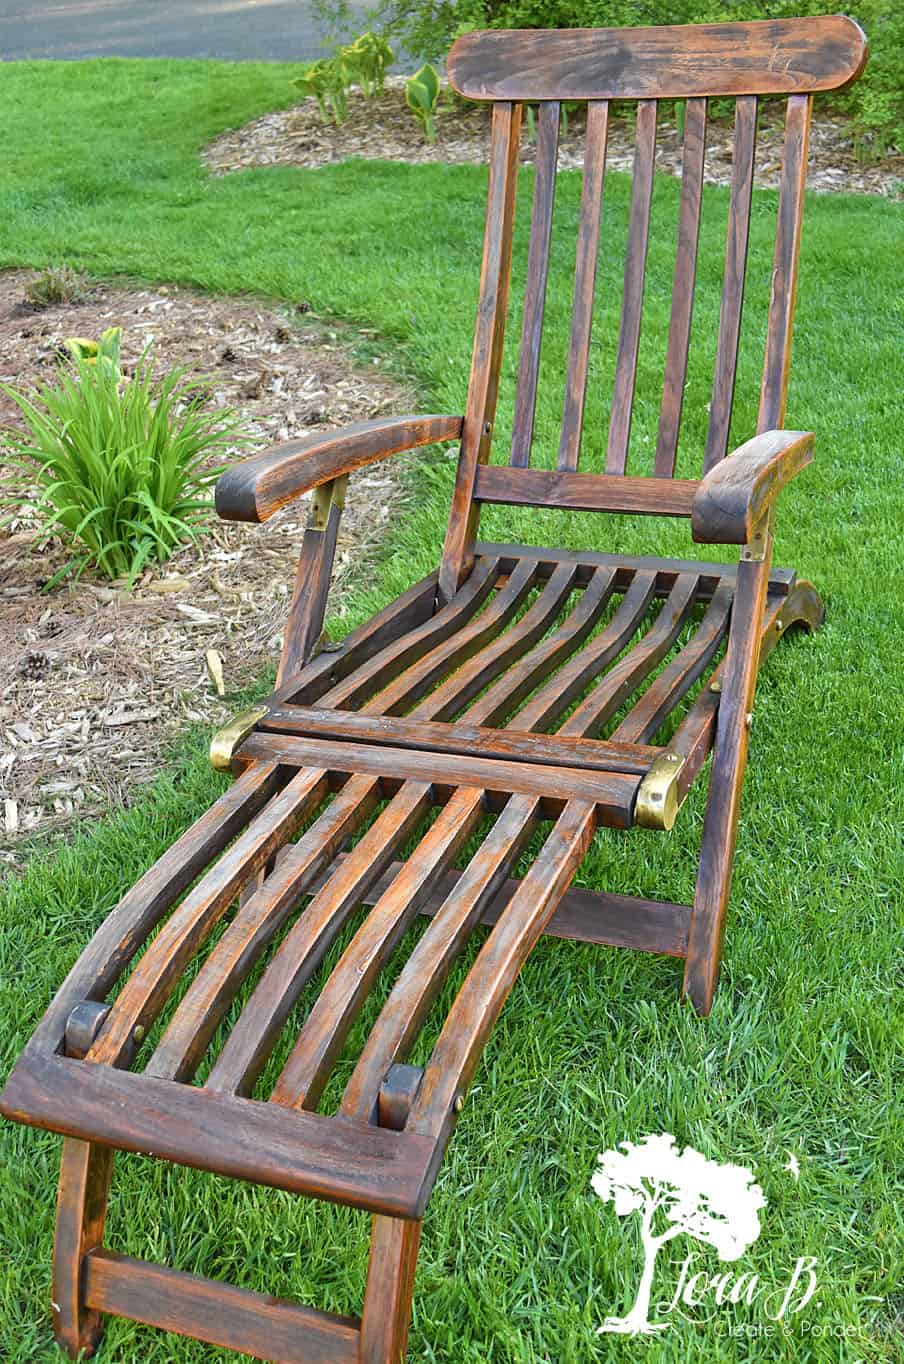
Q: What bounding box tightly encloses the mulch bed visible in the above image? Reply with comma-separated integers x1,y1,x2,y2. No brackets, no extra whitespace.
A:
0,271,415,863
205,76,904,198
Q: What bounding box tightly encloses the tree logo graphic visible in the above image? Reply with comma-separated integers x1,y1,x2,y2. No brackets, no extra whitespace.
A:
592,1132,766,1335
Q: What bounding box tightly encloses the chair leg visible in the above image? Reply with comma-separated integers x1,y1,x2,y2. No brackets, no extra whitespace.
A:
683,552,772,1015
52,1138,115,1358
359,1215,421,1364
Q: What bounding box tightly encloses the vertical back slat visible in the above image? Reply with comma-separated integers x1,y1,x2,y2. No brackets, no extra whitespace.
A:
439,102,522,602
510,101,561,468
654,96,707,478
605,99,658,475
703,95,758,474
557,99,609,473
758,94,813,432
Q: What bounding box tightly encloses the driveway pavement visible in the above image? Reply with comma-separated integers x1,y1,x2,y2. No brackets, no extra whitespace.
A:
0,0,360,61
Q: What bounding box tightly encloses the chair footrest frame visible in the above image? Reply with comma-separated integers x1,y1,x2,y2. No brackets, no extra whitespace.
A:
0,1055,434,1218
83,1250,360,1364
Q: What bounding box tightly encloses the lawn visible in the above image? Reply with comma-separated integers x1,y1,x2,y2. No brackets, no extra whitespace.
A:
1,59,902,1362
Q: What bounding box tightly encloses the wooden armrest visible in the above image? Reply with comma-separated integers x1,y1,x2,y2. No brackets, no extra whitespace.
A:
691,430,814,544
215,414,464,524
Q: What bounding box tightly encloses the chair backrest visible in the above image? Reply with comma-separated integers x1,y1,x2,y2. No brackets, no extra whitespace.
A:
438,17,867,596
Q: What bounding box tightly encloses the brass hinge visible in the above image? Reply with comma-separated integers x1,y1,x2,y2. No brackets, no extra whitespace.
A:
634,752,687,832
210,705,269,772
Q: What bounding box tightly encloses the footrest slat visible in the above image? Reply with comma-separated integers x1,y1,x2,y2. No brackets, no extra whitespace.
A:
0,1056,434,1219
84,1250,360,1364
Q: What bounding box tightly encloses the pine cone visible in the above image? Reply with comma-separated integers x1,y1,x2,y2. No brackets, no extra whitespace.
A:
18,650,51,680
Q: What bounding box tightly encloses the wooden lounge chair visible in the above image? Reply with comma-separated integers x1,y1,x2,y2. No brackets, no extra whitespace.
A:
0,16,867,1363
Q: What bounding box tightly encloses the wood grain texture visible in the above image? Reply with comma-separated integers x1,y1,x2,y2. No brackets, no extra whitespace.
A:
558,99,608,472
361,558,537,717
52,1139,114,1357
83,1251,360,1364
269,787,485,1111
89,766,328,1068
409,800,597,1142
704,95,758,473
20,761,283,1060
613,582,732,743
683,549,773,1014
303,856,691,959
655,97,707,477
511,100,560,468
206,781,432,1098
144,775,381,1084
277,489,342,684
238,731,641,828
692,429,813,543
403,561,576,722
559,573,698,737
475,465,698,516
341,795,541,1125
758,94,813,432
439,102,522,600
261,705,658,776
215,415,463,524
448,18,868,101
319,556,500,711
514,570,657,731
465,564,618,725
0,1054,435,1217
360,1218,421,1364
475,541,796,598
606,98,657,475
277,572,438,704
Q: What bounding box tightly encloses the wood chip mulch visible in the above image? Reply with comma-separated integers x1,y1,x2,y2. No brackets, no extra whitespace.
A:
0,270,418,864
205,76,903,198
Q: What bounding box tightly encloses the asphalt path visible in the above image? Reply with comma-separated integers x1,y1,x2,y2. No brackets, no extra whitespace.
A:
0,0,361,61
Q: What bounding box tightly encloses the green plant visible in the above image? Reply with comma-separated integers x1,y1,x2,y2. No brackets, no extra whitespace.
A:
406,62,440,143
1,344,245,587
23,262,89,309
62,325,123,381
340,30,394,98
292,58,350,124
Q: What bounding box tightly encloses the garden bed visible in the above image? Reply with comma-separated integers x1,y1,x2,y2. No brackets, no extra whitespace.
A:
0,270,415,860
206,76,904,197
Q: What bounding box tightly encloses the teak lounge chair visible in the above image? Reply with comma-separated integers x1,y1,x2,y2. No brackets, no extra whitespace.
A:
1,16,868,1363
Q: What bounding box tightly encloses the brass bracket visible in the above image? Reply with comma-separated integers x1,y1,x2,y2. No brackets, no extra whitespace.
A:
634,752,687,832
210,705,269,772
740,507,775,563
309,474,349,532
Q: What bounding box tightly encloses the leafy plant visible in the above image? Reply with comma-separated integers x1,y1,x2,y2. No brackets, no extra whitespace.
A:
23,263,89,309
406,63,441,143
340,30,394,98
1,343,245,587
62,325,123,381
292,58,350,125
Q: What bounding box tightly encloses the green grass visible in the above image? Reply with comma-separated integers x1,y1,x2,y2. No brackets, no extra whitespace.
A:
1,59,902,1362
